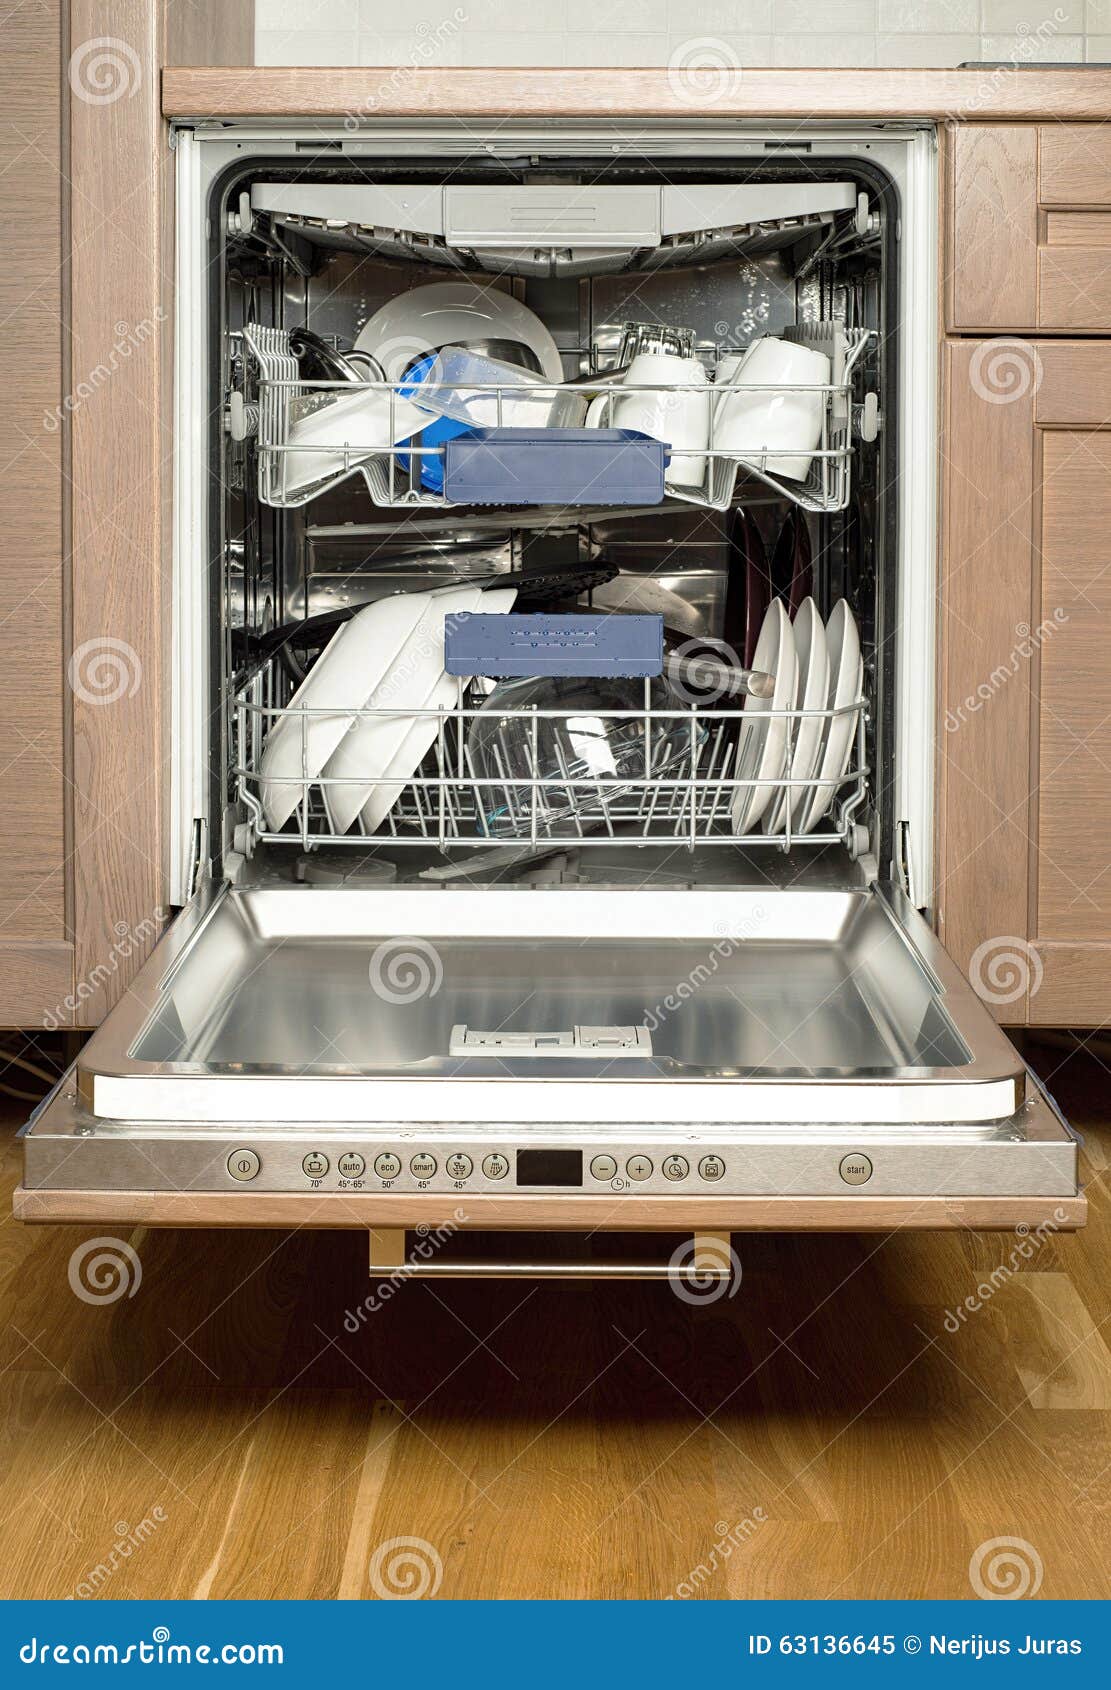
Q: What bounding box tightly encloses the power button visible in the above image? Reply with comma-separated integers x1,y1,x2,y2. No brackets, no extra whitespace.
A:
228,1149,260,1182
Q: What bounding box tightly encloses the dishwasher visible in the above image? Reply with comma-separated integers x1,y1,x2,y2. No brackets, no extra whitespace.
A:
18,118,1084,1273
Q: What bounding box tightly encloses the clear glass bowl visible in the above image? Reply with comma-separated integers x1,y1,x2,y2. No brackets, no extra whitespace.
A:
465,675,701,840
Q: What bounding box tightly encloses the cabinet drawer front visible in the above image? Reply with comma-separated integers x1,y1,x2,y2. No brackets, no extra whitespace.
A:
1038,246,1111,330
1039,125,1111,207
949,125,1111,330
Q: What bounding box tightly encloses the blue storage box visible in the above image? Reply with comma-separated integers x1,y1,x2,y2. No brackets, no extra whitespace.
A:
442,427,668,506
444,612,664,679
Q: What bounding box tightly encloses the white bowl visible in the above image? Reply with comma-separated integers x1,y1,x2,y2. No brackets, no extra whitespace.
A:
355,281,564,385
715,337,831,482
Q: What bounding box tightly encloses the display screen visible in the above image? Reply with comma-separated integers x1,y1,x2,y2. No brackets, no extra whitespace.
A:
515,1149,583,1187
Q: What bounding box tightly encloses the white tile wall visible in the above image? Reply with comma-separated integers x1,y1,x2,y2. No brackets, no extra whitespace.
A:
255,0,1111,67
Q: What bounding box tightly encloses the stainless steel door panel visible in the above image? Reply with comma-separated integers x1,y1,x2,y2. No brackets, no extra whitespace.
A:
68,882,1028,1128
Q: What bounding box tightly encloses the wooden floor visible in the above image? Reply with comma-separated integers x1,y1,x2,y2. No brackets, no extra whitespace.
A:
1,1034,1109,1601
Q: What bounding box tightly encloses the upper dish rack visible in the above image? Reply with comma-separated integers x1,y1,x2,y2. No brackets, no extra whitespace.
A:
232,670,870,858
235,323,872,518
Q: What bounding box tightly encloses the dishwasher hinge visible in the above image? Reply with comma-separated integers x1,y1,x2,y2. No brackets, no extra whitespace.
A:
187,816,209,898
895,819,913,899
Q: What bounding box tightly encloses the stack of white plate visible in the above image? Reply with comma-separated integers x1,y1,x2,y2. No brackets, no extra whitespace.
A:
731,597,862,839
258,584,516,836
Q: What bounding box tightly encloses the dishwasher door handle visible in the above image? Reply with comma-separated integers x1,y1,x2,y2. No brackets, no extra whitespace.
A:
367,1227,736,1283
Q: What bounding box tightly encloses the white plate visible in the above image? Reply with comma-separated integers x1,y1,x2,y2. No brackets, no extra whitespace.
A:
282,385,428,498
355,281,564,385
259,591,431,831
731,599,797,835
362,585,519,835
322,584,481,835
321,585,517,835
764,597,830,836
799,599,863,835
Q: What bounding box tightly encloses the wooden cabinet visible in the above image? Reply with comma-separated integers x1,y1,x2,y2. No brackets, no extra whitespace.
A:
940,339,1111,1024
0,1,73,1027
949,125,1111,332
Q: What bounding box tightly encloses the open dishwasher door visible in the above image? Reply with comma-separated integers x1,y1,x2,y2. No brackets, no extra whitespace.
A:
18,879,1084,1233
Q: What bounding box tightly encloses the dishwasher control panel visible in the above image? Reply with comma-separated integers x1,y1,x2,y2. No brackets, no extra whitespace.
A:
212,1141,828,1196
223,1142,745,1191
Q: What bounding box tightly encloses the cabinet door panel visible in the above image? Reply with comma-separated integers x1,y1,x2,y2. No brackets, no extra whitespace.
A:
948,125,1038,331
938,342,1037,1015
1037,432,1111,941
0,0,72,1023
942,339,1111,1024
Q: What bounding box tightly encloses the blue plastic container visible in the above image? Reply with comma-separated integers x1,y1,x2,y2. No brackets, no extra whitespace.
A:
443,427,668,506
444,612,664,679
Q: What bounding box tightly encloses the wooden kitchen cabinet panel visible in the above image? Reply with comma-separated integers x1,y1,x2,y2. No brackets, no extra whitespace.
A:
940,338,1111,1026
0,0,73,1025
948,125,1111,331
1037,432,1111,942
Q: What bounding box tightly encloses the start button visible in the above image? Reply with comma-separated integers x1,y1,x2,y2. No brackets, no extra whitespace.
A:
839,1153,873,1186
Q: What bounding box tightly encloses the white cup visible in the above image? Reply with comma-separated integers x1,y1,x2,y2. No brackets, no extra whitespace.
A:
714,336,831,482
586,352,710,492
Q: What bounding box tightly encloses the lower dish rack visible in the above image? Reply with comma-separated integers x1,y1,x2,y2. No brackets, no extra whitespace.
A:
233,675,870,855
